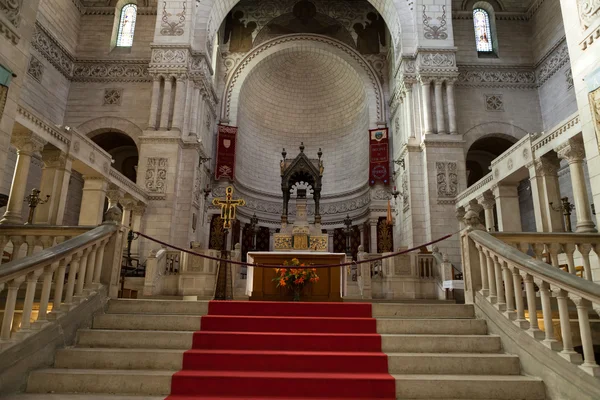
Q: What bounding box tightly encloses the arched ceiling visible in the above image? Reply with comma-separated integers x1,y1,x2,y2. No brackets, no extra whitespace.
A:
236,47,369,196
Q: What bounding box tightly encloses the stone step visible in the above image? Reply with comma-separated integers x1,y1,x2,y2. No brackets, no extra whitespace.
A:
393,374,545,399
381,334,502,353
55,348,184,370
106,298,209,315
27,369,173,395
388,353,520,375
373,303,474,319
1,395,165,400
377,318,488,335
76,329,193,349
92,313,201,331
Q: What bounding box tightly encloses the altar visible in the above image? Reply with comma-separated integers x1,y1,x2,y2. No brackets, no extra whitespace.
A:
246,252,345,302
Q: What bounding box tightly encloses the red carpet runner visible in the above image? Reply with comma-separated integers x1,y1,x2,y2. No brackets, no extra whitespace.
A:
166,301,396,400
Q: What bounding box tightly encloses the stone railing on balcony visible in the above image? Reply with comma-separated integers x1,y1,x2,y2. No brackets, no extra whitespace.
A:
0,209,126,351
461,215,600,381
0,225,91,264
492,232,600,281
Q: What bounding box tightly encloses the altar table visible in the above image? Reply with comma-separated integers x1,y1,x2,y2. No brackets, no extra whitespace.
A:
246,252,345,302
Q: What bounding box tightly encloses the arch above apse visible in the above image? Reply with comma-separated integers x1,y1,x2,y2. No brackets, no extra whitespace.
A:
463,121,529,151
460,0,505,11
76,117,143,150
198,0,416,58
221,33,385,126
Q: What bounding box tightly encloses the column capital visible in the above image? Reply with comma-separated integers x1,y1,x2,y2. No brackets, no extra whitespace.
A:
11,131,46,155
132,202,146,216
534,153,561,177
105,184,124,204
41,148,68,169
120,197,136,210
556,137,586,164
479,192,495,210
417,75,432,85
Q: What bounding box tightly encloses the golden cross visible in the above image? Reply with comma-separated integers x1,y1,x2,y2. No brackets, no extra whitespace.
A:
212,186,245,229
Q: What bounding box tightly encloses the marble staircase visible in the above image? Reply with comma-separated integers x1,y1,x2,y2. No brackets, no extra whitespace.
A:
4,299,545,400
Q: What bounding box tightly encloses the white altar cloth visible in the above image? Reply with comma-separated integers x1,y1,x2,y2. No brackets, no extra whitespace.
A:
245,251,346,297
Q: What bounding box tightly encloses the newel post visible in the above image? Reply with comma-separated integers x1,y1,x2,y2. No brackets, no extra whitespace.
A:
100,206,126,298
460,209,485,304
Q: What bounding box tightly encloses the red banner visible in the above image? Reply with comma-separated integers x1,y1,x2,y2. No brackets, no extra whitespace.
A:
369,128,390,186
215,124,237,181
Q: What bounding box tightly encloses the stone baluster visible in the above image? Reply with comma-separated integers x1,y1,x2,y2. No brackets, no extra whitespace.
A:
148,75,162,129
1,132,46,224
446,79,458,134
475,243,489,295
93,240,107,284
538,281,559,349
563,243,576,274
493,256,505,309
570,296,600,376
555,289,580,362
36,262,57,323
547,242,561,268
434,79,446,134
10,236,25,261
577,243,593,280
500,261,515,316
485,250,497,302
522,273,542,338
0,277,25,340
0,236,8,265
25,235,35,256
63,254,81,308
19,270,43,331
511,267,527,327
85,245,98,287
51,259,68,316
556,137,596,233
419,76,433,135
74,249,90,297
159,76,174,130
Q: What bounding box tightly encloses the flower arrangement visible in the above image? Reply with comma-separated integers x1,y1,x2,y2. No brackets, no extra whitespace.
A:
272,258,319,301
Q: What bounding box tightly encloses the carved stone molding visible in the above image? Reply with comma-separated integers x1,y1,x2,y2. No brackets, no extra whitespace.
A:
457,65,536,89
11,131,46,155
160,1,186,36
422,5,448,40
73,60,150,82
436,161,458,198
535,153,561,177
27,56,44,83
145,157,168,193
41,149,68,169
31,23,74,78
150,47,189,68
0,0,22,28
535,39,569,85
556,137,586,164
577,0,600,30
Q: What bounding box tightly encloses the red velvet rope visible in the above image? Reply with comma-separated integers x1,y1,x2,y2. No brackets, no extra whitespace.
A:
134,229,461,269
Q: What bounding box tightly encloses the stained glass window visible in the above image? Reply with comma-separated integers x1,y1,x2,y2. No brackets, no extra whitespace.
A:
473,8,493,53
117,4,137,47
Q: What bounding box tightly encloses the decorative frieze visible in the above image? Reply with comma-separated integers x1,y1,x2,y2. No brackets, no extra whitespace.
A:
535,39,569,85
31,23,74,78
0,0,22,28
73,60,150,82
456,66,536,89
27,56,44,83
145,158,168,193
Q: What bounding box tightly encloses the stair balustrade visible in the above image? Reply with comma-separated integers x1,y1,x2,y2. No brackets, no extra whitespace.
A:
461,215,600,377
0,226,91,264
0,212,126,350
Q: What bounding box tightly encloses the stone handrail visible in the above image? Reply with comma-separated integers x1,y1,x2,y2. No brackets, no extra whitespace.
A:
0,220,125,350
492,232,600,281
0,225,93,265
455,173,494,208
108,169,148,204
464,227,600,377
531,112,580,157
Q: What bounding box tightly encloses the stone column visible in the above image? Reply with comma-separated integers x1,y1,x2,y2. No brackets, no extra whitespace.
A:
328,230,334,253
405,82,415,138
527,161,549,232
434,79,446,134
120,197,136,227
190,84,200,136
480,192,496,232
369,219,378,253
538,154,565,232
358,225,365,246
34,149,72,225
148,75,162,129
131,203,146,259
493,184,522,232
557,137,597,232
78,177,108,226
0,132,46,224
419,77,433,135
172,75,188,131
269,228,276,251
159,76,173,130
446,79,458,134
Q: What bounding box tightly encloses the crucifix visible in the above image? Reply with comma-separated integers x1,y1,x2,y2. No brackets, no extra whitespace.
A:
212,186,246,300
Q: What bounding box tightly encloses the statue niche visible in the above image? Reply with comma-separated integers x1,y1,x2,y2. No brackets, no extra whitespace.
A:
274,143,328,252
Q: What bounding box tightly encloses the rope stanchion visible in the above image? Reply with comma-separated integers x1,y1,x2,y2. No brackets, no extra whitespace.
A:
134,229,462,270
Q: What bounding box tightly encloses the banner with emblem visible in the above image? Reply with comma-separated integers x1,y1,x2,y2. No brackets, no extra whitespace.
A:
215,124,237,181
369,128,390,186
